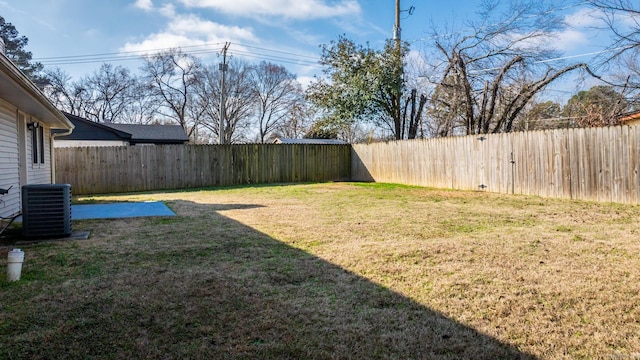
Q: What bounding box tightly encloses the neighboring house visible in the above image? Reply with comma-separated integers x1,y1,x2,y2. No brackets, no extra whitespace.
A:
618,110,640,125
272,137,348,145
0,41,74,218
55,113,189,147
104,123,189,145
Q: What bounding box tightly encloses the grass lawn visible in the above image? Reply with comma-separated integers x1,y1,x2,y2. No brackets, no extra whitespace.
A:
1,182,640,359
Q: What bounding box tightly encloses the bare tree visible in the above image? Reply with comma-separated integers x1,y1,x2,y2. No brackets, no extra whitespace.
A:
402,89,428,139
44,66,159,124
195,60,255,144
141,49,202,138
275,98,316,140
249,62,302,143
81,64,137,122
425,73,464,137
427,0,594,135
585,1,640,96
120,81,161,124
587,1,640,58
43,67,87,115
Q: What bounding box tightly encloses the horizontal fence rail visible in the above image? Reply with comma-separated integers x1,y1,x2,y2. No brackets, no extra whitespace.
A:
352,125,640,204
56,144,351,195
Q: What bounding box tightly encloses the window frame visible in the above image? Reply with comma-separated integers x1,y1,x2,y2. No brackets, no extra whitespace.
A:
30,121,45,166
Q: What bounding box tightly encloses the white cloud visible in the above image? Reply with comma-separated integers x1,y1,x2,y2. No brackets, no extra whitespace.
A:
405,49,428,71
159,3,177,17
134,0,154,11
498,27,590,55
296,75,316,89
177,0,361,19
564,7,605,28
168,14,256,40
549,29,589,52
120,13,257,54
121,32,203,53
286,28,324,46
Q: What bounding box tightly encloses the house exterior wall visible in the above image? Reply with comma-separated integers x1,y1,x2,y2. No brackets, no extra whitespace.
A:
55,139,129,147
26,115,52,185
0,99,57,217
0,51,73,218
0,99,20,217
623,119,640,126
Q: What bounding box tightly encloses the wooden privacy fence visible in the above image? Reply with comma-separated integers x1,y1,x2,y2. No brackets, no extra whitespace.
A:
352,125,640,204
56,125,640,204
56,144,351,195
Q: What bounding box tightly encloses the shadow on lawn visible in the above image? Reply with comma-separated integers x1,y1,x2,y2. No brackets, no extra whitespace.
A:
1,199,536,359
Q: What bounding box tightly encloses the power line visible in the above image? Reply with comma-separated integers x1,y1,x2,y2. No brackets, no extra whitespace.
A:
234,43,320,61
229,49,321,67
534,47,628,64
32,42,323,69
33,42,226,61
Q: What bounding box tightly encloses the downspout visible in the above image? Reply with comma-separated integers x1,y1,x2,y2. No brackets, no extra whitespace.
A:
50,127,73,183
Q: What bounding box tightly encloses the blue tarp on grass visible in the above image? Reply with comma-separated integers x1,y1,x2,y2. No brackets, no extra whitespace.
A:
71,201,176,220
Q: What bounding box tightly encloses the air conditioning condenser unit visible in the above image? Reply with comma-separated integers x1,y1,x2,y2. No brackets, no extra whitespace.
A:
22,184,72,238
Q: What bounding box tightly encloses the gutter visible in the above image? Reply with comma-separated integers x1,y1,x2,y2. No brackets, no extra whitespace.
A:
50,130,73,184
0,49,74,131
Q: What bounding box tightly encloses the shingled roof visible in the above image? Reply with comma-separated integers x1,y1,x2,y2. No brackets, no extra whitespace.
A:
57,113,189,145
102,123,190,144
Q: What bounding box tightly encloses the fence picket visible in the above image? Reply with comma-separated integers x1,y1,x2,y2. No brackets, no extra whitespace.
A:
350,125,640,204
56,144,351,195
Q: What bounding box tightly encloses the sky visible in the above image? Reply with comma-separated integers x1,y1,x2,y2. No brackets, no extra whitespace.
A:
0,0,617,103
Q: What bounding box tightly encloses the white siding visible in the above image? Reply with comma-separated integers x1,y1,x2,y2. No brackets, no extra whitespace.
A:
27,116,52,185
0,100,20,217
55,140,128,147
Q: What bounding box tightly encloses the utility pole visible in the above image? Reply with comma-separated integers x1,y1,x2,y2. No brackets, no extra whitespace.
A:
218,42,230,144
394,0,401,45
392,1,415,139
393,0,402,139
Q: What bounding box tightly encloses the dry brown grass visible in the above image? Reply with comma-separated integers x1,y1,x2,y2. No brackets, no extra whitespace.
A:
2,182,640,359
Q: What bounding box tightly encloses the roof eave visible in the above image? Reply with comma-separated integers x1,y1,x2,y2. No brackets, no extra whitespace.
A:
0,54,73,131
62,113,132,139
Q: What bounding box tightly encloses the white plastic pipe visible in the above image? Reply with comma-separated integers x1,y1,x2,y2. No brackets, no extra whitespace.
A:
7,249,24,281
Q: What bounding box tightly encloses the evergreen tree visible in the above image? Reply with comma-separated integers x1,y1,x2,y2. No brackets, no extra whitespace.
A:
0,16,48,87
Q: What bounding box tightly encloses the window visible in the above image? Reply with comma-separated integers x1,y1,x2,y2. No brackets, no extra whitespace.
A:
38,126,44,164
31,124,38,163
30,122,45,165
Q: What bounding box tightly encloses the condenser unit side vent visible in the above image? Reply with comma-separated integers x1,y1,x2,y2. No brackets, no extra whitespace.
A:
22,184,72,238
